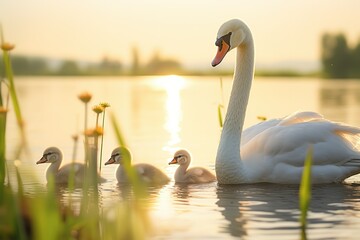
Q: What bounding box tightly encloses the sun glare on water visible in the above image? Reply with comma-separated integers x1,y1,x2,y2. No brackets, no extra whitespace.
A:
152,75,187,155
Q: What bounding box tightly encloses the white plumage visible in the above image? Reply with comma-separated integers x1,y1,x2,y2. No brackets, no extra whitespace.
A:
212,19,360,184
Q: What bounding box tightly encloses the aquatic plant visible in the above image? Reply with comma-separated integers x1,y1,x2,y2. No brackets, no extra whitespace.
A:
299,146,313,237
0,30,149,239
0,28,27,168
78,91,92,164
99,102,110,174
0,107,7,187
217,77,225,128
0,31,27,159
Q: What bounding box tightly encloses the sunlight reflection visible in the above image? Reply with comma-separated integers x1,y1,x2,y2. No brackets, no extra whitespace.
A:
150,186,175,220
153,75,186,154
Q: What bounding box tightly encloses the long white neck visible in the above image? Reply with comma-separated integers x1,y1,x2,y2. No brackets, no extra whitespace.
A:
215,34,255,184
46,160,61,182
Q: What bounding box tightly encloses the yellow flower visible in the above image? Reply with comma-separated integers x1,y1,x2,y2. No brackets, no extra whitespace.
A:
0,107,8,114
78,92,92,103
84,127,104,137
92,105,104,114
1,42,15,51
100,102,111,108
71,134,79,141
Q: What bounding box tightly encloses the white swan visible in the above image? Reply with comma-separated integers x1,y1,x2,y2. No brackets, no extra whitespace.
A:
105,147,170,185
37,146,106,184
169,149,216,184
212,19,360,184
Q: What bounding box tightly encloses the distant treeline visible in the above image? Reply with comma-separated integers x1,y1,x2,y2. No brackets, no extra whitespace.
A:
0,55,125,76
2,35,360,78
321,33,360,78
0,47,184,76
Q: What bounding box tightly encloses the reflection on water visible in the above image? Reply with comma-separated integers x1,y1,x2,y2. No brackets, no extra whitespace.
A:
215,184,360,239
320,81,360,124
9,77,360,239
152,75,186,154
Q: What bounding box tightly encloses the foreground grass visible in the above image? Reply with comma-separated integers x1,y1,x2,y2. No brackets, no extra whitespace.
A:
0,31,150,239
299,146,313,239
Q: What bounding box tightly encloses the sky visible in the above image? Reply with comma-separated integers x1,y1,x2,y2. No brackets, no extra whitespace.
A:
1,0,360,71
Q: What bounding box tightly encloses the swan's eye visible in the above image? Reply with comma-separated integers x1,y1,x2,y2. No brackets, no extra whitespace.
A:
222,32,232,46
215,32,232,52
215,38,222,47
215,38,225,52
175,155,183,160
44,152,53,157
43,152,54,160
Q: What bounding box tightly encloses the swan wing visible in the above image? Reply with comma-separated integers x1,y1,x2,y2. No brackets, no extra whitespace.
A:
241,118,281,146
244,121,360,165
241,120,360,183
278,111,324,126
134,163,169,184
56,163,86,183
241,111,324,146
186,167,216,183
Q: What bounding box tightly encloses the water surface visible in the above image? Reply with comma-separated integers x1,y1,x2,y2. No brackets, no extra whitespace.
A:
8,76,360,239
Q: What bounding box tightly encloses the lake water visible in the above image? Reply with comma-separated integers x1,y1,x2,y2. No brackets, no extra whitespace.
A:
6,76,360,239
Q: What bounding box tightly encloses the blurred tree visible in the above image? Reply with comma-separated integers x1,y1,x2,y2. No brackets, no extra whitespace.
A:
131,46,140,75
97,56,123,75
321,33,351,78
350,40,360,78
0,55,49,75
58,60,81,75
146,51,182,75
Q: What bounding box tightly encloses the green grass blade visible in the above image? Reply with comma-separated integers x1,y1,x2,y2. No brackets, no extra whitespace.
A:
2,51,23,130
218,77,225,128
1,30,27,158
110,113,127,147
217,104,223,128
299,145,313,229
110,113,147,198
0,111,6,186
99,110,107,173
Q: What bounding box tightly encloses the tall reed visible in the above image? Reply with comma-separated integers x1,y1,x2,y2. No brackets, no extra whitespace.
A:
99,102,110,174
299,146,313,238
0,29,149,239
0,30,27,159
217,78,225,128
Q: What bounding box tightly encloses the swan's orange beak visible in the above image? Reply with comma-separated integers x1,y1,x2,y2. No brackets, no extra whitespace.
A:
212,40,230,67
168,158,178,165
105,157,115,165
36,156,48,164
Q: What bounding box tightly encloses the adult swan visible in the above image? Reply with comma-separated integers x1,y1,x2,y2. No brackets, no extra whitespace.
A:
212,19,360,184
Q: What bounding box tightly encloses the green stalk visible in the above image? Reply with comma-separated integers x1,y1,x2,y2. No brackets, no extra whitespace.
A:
217,104,224,128
0,111,6,187
218,78,225,128
110,113,147,198
84,102,89,167
1,30,27,158
299,146,313,231
99,107,107,173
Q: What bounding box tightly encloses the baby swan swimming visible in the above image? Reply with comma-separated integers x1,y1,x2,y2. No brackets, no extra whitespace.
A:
37,146,106,185
105,147,170,185
169,149,216,184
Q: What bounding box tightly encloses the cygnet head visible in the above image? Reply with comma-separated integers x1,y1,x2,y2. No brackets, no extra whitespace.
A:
169,149,191,166
212,19,251,67
37,147,62,164
105,147,132,165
